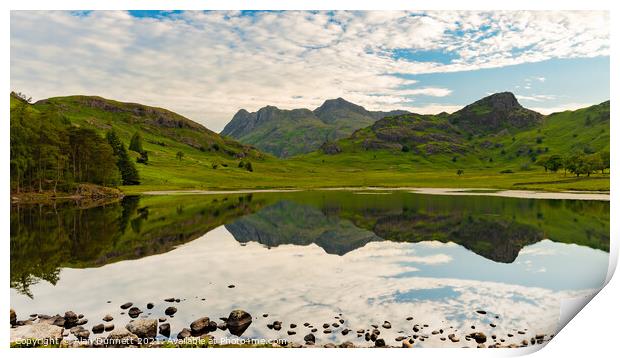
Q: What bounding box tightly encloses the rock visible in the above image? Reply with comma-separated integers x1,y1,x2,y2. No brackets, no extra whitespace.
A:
311,328,317,332
290,323,297,328
304,333,315,343
128,307,142,319
126,319,157,338
432,330,439,335
323,323,330,328
104,324,114,332
263,313,268,317
490,323,496,328
77,318,88,326
448,333,460,342
518,330,526,335
106,327,139,347
159,323,170,337
208,320,218,332
340,341,355,348
74,328,90,340
164,298,175,302
332,323,339,328
190,317,211,336
357,329,365,334
287,330,296,335
158,317,167,323
476,310,487,315
10,309,17,326
323,329,332,334
382,321,391,329
120,302,133,309
272,321,282,331
63,311,79,328
395,336,406,341
413,325,420,332
10,323,64,344
324,343,336,348
406,317,413,321
217,322,227,331
227,310,252,336
375,338,386,347
477,343,486,348
177,328,191,340
372,328,380,336
103,314,113,322
470,332,487,344
92,324,105,334
164,306,177,316
342,328,350,335
146,303,154,309
303,322,310,327
228,285,235,288
402,338,414,348
320,142,342,155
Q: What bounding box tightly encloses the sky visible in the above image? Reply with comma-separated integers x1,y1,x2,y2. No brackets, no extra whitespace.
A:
10,10,610,132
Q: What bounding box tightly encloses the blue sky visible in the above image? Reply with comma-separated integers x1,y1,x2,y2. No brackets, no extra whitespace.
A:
11,10,610,130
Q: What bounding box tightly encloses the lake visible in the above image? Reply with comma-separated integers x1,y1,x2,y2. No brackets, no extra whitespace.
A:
10,190,610,347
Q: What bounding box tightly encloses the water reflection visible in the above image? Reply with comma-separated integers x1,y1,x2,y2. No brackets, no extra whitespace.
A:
9,190,609,347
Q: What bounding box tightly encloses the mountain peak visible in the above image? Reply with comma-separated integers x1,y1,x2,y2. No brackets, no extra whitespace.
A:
450,91,541,133
475,92,522,111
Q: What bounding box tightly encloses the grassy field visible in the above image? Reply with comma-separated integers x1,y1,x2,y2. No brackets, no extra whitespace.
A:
13,95,610,195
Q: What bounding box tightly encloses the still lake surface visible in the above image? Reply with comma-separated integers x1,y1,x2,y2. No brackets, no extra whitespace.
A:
10,190,610,347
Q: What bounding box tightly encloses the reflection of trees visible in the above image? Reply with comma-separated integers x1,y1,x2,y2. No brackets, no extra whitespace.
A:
10,194,264,297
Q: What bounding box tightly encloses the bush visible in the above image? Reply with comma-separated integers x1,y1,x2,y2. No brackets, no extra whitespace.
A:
401,145,410,152
500,169,514,174
245,162,253,172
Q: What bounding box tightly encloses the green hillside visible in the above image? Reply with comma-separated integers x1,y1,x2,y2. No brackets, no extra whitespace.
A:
10,92,610,194
220,97,408,157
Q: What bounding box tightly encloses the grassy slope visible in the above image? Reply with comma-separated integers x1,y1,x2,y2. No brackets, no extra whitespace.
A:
12,95,610,193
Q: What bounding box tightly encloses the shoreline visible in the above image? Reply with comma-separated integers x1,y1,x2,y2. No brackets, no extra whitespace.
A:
140,187,610,201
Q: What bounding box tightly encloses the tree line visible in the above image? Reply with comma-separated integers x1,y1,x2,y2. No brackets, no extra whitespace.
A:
10,93,140,193
536,151,609,177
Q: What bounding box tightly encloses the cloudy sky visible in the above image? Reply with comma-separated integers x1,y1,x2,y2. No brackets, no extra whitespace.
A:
10,10,610,132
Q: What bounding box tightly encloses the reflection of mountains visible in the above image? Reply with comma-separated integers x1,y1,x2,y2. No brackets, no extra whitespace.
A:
11,191,609,297
226,201,381,255
226,199,604,263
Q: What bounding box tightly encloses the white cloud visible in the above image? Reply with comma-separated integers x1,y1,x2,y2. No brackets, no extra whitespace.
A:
10,10,609,131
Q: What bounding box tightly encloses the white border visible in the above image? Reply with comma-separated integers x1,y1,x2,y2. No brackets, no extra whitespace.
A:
3,1,617,358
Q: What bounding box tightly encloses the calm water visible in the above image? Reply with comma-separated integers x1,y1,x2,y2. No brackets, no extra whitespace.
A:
10,190,610,347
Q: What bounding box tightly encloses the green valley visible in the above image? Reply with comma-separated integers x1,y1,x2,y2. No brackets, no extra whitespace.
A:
9,91,610,198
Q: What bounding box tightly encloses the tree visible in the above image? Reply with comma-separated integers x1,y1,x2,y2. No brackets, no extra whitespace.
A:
129,131,144,153
245,161,253,172
599,151,610,173
456,169,464,176
106,130,140,185
536,154,563,173
176,151,184,161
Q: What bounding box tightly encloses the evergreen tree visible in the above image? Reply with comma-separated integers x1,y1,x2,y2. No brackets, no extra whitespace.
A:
129,131,144,153
106,130,140,185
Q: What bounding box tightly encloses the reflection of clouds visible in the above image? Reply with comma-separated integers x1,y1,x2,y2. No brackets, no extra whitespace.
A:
11,227,603,347
521,245,558,257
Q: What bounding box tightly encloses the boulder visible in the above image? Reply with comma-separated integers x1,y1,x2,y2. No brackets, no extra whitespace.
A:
92,324,105,334
227,310,252,336
64,311,79,328
106,327,139,347
10,323,64,344
126,319,157,338
164,306,177,316
304,333,315,343
177,328,191,340
159,323,170,337
190,317,211,336
128,307,143,319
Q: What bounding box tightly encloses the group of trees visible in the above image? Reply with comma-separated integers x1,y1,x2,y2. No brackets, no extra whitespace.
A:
10,95,140,193
536,151,610,177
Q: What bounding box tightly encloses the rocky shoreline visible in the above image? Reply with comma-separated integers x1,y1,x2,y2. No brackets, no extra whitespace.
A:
10,301,553,348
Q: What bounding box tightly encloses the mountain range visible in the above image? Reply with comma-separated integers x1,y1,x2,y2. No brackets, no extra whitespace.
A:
221,97,409,157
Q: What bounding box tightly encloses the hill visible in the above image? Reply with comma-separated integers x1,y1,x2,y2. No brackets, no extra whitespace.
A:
306,94,609,175
221,97,408,157
10,93,267,195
